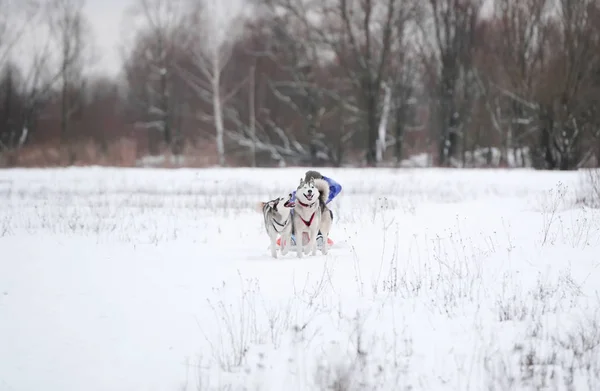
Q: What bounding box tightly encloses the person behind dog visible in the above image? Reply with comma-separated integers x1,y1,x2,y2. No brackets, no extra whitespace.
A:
283,170,342,247
291,170,342,205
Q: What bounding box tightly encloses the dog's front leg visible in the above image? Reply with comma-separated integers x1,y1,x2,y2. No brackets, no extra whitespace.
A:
296,234,303,258
320,219,331,256
280,232,290,255
309,228,318,256
321,230,329,255
270,235,278,259
303,231,312,255
295,224,303,258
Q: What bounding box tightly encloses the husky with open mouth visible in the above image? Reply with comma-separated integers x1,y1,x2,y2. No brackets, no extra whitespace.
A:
258,193,294,258
292,177,332,257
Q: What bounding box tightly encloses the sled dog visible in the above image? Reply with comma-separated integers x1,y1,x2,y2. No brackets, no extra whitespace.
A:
258,193,294,258
292,177,333,257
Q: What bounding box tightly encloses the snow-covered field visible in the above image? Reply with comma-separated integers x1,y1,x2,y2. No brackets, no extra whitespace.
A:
1,167,600,391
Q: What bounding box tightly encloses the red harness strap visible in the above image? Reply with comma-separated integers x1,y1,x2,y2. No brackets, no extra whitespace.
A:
297,200,316,227
300,212,315,227
297,200,315,208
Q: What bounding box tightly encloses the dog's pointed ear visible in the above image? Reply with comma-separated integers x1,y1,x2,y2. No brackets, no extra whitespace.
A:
256,201,266,213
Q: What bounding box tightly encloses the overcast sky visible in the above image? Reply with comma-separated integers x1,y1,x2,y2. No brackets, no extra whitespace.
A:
82,0,246,77
85,0,134,77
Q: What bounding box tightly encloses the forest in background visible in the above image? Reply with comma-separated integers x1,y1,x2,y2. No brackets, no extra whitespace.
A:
2,0,600,169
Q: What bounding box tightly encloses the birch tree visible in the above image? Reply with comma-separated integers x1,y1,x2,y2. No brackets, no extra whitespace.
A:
214,16,323,166
182,0,245,167
257,0,408,166
375,83,391,162
324,0,406,166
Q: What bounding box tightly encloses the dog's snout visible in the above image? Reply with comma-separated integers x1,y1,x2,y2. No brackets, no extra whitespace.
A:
307,189,313,194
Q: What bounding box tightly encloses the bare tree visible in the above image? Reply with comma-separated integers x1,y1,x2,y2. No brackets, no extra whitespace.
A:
46,0,91,159
256,0,408,166
390,51,419,166
473,0,549,167
0,0,39,68
0,64,25,153
479,0,600,169
324,0,406,166
0,0,94,165
216,16,322,166
0,0,44,155
263,13,330,165
419,0,483,166
536,0,600,169
248,62,257,166
387,2,419,165
123,0,188,155
181,0,245,167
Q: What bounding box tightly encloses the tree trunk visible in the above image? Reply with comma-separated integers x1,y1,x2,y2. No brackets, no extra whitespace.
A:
213,55,225,167
365,82,378,167
394,101,405,167
61,64,69,144
438,102,450,167
249,64,256,167
538,111,556,170
3,68,13,144
376,83,391,163
159,61,171,147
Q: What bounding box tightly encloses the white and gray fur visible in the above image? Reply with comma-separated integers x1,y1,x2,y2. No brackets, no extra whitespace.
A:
292,177,333,257
258,193,294,258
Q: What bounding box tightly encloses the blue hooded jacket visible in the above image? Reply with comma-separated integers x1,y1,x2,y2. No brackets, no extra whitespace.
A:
291,175,342,204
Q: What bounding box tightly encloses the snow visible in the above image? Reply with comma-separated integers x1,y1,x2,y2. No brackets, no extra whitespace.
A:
1,167,600,391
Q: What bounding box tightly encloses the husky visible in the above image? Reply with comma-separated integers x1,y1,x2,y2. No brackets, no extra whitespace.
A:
258,193,294,258
292,177,333,257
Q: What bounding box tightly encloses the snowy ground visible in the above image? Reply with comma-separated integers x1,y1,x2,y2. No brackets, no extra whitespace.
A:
1,167,600,391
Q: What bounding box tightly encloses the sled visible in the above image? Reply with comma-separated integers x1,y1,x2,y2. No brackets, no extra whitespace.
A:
276,234,334,249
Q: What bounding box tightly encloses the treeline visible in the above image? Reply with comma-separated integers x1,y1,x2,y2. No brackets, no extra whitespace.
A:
2,0,600,169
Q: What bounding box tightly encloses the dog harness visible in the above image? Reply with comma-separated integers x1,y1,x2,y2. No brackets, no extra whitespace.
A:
271,216,290,233
299,212,315,227
297,200,315,208
296,200,316,227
